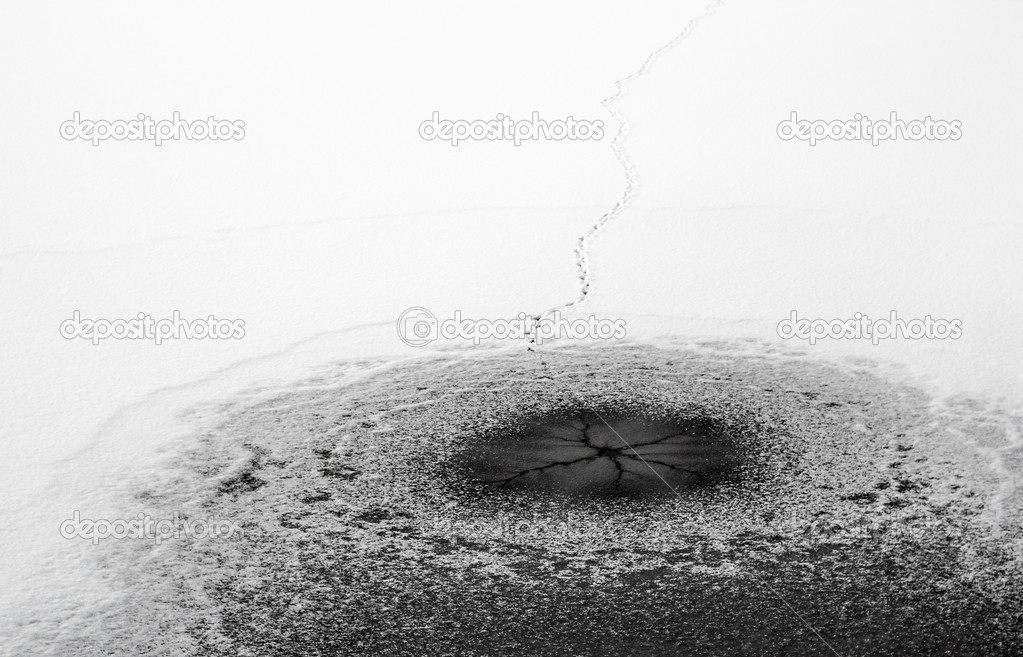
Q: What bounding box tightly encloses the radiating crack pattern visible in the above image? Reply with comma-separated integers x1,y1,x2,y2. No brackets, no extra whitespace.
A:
535,0,725,323
465,411,739,496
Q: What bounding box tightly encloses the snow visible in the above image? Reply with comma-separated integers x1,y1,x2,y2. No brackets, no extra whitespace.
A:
1,0,1021,651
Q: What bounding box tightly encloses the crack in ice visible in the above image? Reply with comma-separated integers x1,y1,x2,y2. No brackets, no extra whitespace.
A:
534,0,725,325
488,414,709,488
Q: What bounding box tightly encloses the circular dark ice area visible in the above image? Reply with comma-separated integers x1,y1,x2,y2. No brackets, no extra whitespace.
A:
462,410,743,497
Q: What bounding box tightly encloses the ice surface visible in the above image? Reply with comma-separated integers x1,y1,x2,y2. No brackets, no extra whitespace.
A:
2,0,1022,653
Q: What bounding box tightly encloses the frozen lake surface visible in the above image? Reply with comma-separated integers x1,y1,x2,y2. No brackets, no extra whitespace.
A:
2,1,1022,654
